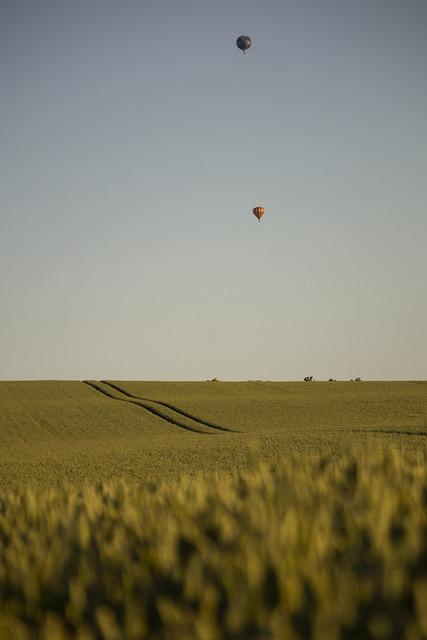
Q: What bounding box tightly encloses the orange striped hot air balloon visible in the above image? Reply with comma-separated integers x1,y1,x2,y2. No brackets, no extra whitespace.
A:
252,206,264,221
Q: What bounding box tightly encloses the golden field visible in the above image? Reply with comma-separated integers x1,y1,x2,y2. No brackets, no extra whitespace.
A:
0,380,426,639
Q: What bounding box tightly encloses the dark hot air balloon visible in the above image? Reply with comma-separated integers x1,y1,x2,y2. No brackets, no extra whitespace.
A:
252,206,264,221
236,35,252,53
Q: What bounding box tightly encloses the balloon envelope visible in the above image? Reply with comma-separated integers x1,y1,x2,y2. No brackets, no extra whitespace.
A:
236,35,252,52
252,206,264,221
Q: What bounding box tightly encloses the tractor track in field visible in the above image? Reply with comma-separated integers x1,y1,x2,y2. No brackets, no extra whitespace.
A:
263,427,427,438
333,427,427,438
83,381,216,435
101,381,239,433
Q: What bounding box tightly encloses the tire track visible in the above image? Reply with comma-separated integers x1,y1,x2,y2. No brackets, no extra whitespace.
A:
274,427,427,438
83,381,214,435
101,381,239,433
333,428,427,438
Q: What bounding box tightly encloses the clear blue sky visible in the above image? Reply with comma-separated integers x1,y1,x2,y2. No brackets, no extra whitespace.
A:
1,0,426,380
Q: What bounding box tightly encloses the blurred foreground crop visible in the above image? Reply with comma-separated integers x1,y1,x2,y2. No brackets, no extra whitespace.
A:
1,447,427,639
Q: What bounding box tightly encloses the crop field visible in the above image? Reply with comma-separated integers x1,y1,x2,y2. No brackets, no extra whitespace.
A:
0,380,426,489
0,381,426,639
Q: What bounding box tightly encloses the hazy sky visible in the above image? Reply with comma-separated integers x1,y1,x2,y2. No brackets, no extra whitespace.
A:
1,0,426,380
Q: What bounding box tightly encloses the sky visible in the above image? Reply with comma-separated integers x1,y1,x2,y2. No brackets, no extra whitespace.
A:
0,0,426,381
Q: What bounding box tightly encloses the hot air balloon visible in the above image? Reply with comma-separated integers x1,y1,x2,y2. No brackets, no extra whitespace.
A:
252,206,264,221
236,35,252,53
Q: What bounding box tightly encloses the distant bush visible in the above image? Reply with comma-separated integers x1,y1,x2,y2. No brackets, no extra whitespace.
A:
0,448,426,639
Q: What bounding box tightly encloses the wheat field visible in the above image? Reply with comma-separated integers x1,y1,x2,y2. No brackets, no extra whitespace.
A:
0,380,426,638
1,449,427,639
1,380,426,489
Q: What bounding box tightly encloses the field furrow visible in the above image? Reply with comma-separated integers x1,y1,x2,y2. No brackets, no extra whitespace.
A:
83,381,215,435
101,380,239,433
